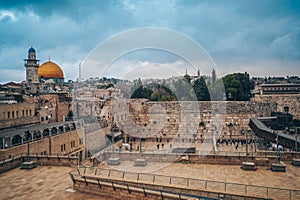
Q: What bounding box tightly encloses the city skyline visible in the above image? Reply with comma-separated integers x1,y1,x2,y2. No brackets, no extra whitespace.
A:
0,0,300,83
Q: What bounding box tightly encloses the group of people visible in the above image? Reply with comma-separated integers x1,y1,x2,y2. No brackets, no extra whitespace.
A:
217,139,255,150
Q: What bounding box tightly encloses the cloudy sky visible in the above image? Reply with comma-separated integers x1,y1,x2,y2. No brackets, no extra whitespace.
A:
0,0,299,83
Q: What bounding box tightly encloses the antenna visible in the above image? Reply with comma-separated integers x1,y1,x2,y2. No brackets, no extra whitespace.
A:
78,62,82,83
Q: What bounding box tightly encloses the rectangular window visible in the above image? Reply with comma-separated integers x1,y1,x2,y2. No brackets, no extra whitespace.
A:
12,111,14,118
71,141,75,148
22,110,24,117
26,110,28,116
16,111,18,117
79,138,84,145
30,109,32,116
61,144,66,152
7,112,10,119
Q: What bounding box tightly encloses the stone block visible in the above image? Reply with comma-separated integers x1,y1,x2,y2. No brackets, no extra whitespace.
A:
270,161,286,172
107,157,120,166
241,162,257,171
292,158,300,166
20,161,37,170
134,158,147,166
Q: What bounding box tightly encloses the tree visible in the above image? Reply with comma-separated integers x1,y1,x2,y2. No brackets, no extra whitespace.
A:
222,72,254,101
211,68,216,84
193,76,210,101
183,74,191,83
131,86,153,99
174,78,195,101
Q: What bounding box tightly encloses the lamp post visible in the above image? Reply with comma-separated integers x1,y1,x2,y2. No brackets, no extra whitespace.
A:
276,130,279,163
23,132,31,162
27,137,30,162
295,127,298,153
138,128,142,155
245,129,248,160
110,127,115,153
296,135,298,153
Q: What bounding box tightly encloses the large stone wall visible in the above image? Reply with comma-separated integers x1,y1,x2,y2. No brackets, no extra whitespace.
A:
111,100,276,141
252,94,300,119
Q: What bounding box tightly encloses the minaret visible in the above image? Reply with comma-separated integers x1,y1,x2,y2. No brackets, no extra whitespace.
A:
24,47,40,82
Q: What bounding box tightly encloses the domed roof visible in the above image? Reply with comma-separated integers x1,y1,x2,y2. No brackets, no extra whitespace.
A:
38,60,64,79
28,46,35,53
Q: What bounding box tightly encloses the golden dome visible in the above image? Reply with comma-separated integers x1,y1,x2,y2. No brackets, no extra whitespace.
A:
38,61,64,79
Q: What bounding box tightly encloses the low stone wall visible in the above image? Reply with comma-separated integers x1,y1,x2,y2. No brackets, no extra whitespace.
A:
0,155,78,174
0,155,24,173
74,179,181,200
102,152,300,166
72,175,269,200
30,155,78,167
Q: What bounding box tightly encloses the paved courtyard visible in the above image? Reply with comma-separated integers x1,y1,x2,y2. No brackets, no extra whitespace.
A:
1,162,299,199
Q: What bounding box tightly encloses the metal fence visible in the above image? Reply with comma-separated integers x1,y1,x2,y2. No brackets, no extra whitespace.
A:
75,166,300,200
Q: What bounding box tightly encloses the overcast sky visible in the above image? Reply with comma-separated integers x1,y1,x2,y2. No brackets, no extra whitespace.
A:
0,0,299,83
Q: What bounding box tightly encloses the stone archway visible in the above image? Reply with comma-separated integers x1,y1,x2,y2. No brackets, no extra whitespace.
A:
24,131,32,142
12,134,22,146
43,128,50,137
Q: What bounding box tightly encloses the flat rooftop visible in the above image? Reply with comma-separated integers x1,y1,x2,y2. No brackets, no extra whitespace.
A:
1,162,300,199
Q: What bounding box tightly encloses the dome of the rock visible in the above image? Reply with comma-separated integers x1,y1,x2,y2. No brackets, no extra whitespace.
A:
38,61,64,79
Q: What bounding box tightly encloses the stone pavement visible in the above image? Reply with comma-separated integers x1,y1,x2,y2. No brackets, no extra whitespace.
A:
1,162,300,199
0,166,99,200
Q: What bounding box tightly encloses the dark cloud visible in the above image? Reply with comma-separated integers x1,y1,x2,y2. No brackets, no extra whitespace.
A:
0,0,299,83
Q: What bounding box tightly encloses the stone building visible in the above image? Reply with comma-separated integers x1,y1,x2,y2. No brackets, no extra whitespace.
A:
0,102,38,129
257,83,300,95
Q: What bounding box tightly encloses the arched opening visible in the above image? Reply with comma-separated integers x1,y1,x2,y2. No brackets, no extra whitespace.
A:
43,128,50,137
199,121,205,127
33,131,42,140
12,134,22,146
24,131,32,142
51,127,58,135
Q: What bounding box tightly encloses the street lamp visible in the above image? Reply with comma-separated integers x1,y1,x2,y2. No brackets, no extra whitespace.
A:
110,127,115,153
275,130,279,163
244,129,248,160
137,128,142,155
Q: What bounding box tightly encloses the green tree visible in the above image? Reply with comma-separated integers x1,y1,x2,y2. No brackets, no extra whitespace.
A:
174,78,195,101
211,68,216,84
131,86,153,99
193,76,210,101
183,74,191,83
222,72,254,101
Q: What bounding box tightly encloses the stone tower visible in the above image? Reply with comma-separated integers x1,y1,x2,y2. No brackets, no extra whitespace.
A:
24,47,40,82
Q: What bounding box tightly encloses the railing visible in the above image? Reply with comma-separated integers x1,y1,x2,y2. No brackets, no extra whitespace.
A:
74,166,300,200
70,173,211,200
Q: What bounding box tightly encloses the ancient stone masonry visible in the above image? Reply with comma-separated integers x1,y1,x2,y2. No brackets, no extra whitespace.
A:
0,103,38,129
253,94,300,119
0,122,85,160
109,99,277,143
